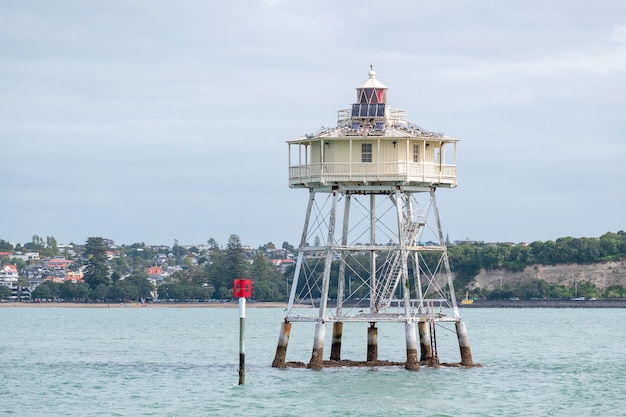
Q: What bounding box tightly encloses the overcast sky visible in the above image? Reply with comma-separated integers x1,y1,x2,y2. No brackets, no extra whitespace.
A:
2,0,625,248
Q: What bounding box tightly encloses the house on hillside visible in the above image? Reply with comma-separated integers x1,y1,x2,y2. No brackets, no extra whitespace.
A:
0,264,19,287
11,252,40,262
160,265,183,282
22,264,44,280
57,244,76,257
44,258,74,270
153,254,168,264
271,259,296,273
43,270,66,283
147,266,164,285
65,271,84,282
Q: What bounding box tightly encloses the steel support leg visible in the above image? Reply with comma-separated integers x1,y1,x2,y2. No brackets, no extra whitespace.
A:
456,321,474,366
405,322,419,370
308,189,339,369
271,321,292,368
418,320,432,362
330,322,343,361
367,323,378,362
309,322,326,369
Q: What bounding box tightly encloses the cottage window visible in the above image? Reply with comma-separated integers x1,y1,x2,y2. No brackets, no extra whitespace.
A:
361,143,372,163
413,144,419,162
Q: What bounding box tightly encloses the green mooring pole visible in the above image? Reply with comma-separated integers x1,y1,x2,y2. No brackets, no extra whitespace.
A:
238,296,246,385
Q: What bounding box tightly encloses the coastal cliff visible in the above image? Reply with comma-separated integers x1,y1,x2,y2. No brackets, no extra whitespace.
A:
470,260,626,291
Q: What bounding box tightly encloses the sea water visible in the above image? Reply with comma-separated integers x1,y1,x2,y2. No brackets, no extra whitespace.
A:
1,307,625,417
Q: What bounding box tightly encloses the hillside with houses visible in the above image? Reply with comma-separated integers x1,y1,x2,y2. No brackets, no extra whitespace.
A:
1,231,625,303
0,235,295,303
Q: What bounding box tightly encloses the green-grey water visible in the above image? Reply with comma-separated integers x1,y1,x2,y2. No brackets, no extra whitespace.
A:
1,307,624,416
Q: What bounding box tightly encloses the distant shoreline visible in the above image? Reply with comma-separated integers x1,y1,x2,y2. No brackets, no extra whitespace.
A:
0,301,290,308
459,299,626,308
4,300,626,308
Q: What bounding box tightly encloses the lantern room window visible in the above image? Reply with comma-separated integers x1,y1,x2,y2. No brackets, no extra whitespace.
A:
357,88,387,104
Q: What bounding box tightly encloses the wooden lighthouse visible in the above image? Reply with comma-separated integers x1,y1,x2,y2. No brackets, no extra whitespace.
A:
272,69,475,370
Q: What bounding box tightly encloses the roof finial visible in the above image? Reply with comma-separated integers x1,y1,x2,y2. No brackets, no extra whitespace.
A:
368,65,376,79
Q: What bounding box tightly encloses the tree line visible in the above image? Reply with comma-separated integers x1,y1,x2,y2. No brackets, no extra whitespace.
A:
447,231,626,285
1,231,625,303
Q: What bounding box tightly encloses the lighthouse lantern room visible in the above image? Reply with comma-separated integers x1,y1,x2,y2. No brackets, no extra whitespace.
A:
274,69,475,370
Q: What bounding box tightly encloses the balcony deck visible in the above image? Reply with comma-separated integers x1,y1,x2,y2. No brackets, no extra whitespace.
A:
288,161,456,190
